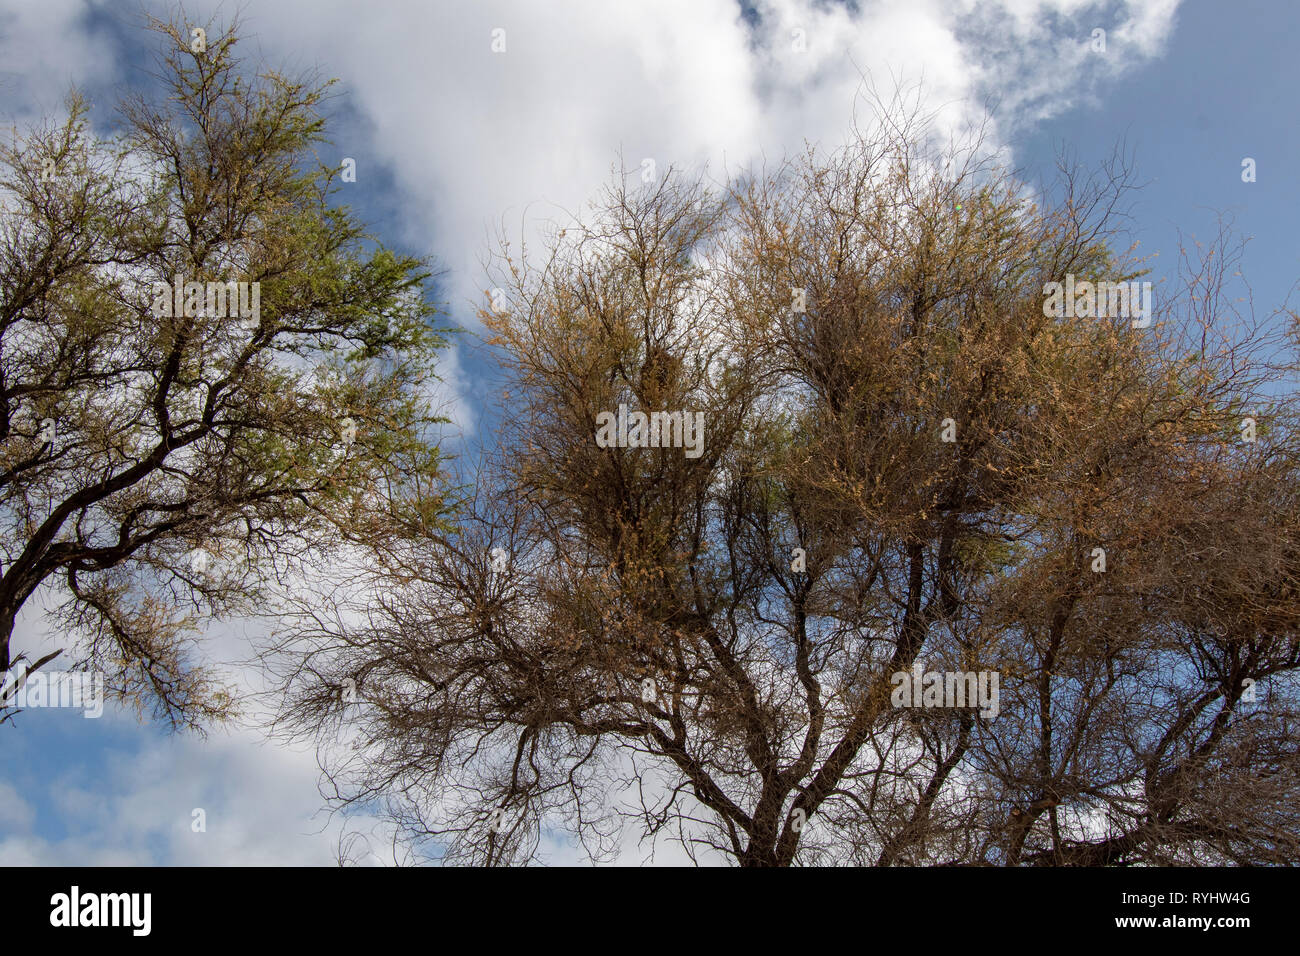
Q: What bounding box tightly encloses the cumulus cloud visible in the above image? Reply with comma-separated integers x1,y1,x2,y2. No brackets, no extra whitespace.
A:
192,0,1180,318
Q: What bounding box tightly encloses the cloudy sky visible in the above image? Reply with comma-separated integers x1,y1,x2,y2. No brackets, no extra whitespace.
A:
0,0,1295,865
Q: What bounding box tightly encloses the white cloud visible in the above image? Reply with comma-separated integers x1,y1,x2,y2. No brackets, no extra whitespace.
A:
0,780,35,831
0,604,391,866
187,0,1177,324
0,0,116,121
0,721,384,865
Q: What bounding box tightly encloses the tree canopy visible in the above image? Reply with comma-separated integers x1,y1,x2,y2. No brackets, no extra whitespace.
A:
273,101,1300,866
0,13,451,727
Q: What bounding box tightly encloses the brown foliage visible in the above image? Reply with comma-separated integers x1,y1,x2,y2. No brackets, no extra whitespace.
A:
273,104,1300,865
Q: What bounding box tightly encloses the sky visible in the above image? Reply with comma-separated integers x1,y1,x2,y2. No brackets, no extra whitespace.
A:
0,0,1295,865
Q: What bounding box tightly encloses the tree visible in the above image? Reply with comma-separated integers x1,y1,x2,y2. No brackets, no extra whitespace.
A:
0,12,451,727
272,100,1300,865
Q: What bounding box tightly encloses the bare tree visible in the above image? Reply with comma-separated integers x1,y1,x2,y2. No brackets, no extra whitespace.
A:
271,96,1300,865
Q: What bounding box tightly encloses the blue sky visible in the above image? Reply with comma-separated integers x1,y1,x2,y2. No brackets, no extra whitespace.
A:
0,0,1294,865
1020,0,1300,321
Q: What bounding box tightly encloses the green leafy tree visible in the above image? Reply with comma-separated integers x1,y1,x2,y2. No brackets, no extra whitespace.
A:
0,12,451,727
